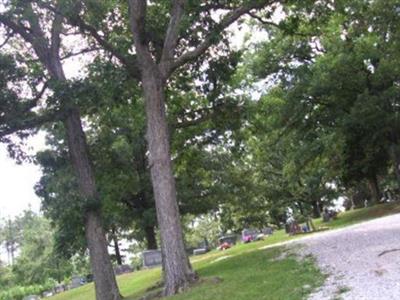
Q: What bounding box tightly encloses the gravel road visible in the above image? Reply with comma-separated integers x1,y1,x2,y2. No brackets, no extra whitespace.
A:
295,213,400,300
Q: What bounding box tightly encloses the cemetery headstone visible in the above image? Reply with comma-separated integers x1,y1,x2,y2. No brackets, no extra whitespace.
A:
242,228,258,241
218,234,237,245
322,208,331,222
262,227,274,235
70,275,85,289
22,296,40,300
42,290,54,297
193,248,207,255
142,250,162,268
114,264,134,275
199,238,210,250
54,284,66,293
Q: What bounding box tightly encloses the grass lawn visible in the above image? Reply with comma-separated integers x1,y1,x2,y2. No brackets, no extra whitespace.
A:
314,201,400,229
48,202,400,300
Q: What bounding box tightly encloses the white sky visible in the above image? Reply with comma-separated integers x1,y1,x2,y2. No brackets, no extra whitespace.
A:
0,31,87,221
0,133,46,219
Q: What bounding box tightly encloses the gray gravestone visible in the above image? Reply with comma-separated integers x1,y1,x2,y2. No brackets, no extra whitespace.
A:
23,296,40,300
142,250,162,268
54,284,66,293
193,248,207,255
242,228,259,241
70,275,84,289
114,264,134,275
262,227,273,235
322,211,331,222
218,234,237,245
42,290,54,297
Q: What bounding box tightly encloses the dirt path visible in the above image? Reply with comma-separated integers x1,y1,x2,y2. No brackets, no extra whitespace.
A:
294,213,400,300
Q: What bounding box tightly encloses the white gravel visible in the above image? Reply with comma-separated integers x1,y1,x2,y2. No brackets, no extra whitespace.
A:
293,213,400,300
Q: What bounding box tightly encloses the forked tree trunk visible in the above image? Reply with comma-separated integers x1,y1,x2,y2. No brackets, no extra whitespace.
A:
64,107,121,300
141,70,196,295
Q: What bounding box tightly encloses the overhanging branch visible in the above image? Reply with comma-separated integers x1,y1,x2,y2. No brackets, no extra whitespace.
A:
128,0,155,70
0,110,61,139
0,14,35,44
168,0,275,75
160,0,187,74
0,29,13,48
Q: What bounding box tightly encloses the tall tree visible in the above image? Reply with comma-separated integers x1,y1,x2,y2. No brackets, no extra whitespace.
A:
246,0,400,205
128,2,283,293
58,1,281,294
0,3,121,299
11,210,72,286
0,218,22,266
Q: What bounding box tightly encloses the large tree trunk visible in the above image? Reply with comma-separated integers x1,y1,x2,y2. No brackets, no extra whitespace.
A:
311,199,321,218
367,175,381,205
65,108,121,300
142,70,196,296
144,225,158,250
136,142,158,251
390,144,400,190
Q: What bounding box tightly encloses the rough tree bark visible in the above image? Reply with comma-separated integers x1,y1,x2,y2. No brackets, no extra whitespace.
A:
390,146,400,189
367,175,381,205
59,78,121,300
389,130,400,190
142,69,196,294
145,225,158,250
0,8,121,300
111,227,123,266
136,139,158,250
311,199,321,218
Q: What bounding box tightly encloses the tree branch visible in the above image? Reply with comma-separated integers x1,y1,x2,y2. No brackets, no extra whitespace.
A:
0,29,13,49
60,47,101,61
160,0,187,75
174,101,242,129
168,0,275,75
0,15,35,44
34,1,141,80
247,12,280,28
0,111,61,139
24,3,47,44
128,0,155,69
35,80,49,99
50,5,63,60
74,14,141,80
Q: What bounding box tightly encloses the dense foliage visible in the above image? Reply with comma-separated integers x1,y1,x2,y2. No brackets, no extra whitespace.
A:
0,0,399,296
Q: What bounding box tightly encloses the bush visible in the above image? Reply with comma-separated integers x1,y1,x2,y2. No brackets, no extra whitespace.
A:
0,280,56,300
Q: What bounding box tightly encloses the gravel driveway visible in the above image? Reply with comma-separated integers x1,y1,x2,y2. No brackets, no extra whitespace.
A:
295,213,400,300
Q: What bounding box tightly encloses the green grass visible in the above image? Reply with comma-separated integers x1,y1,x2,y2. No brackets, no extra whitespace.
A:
48,202,400,300
314,202,400,229
167,248,323,300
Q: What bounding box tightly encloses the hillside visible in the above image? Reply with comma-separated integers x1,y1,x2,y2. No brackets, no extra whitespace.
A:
49,202,400,300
